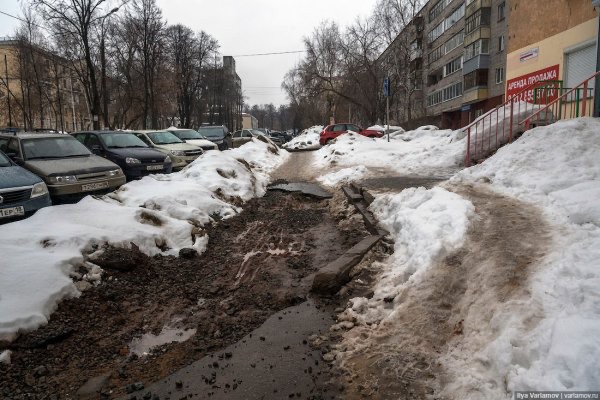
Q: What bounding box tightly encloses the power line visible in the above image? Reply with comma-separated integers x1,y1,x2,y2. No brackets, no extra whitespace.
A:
231,50,305,57
0,9,50,32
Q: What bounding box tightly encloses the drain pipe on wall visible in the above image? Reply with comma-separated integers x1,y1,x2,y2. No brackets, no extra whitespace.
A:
593,0,600,117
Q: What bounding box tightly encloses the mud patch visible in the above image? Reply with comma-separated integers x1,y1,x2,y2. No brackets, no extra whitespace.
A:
0,190,366,399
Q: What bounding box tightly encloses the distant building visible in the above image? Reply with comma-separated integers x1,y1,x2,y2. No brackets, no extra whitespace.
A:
505,0,597,100
242,112,258,129
0,38,90,132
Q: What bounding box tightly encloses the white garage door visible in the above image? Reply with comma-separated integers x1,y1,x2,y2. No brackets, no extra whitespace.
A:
565,43,596,90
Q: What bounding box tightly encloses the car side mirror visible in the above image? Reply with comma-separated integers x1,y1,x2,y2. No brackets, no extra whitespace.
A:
5,152,17,159
91,145,102,152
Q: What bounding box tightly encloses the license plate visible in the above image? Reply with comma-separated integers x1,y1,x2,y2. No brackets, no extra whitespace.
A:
81,181,109,192
146,165,163,171
0,206,25,219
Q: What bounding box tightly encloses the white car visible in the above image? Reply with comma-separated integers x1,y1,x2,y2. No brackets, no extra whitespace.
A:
166,127,219,151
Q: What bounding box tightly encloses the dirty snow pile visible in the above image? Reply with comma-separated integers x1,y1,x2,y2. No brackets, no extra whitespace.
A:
439,117,600,396
314,127,464,178
0,138,287,340
316,166,369,186
343,187,474,326
282,125,323,151
367,124,405,134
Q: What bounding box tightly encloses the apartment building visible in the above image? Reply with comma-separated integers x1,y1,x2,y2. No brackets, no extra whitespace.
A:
378,0,508,129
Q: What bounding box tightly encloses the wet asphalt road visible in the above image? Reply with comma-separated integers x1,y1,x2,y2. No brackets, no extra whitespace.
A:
132,299,333,400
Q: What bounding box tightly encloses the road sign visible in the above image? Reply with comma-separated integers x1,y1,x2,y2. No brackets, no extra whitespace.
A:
383,78,390,97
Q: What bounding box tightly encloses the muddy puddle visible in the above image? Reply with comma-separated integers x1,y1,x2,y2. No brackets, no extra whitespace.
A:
129,325,197,357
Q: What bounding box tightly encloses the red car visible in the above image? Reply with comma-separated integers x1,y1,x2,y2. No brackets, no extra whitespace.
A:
319,123,384,145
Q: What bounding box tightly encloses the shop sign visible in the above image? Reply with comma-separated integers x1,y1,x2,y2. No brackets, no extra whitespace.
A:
506,64,560,103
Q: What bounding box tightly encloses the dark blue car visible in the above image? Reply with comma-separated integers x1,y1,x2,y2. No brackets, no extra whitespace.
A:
0,150,51,221
73,131,173,180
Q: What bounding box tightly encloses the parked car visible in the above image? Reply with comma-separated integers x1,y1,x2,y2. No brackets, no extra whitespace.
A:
197,126,232,150
270,131,293,143
231,129,273,148
0,149,51,221
319,123,384,145
231,129,254,148
134,130,203,171
166,127,219,151
72,131,173,180
0,132,126,200
264,132,284,147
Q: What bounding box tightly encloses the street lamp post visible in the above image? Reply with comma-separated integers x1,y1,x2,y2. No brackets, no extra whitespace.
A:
100,7,120,130
593,0,600,117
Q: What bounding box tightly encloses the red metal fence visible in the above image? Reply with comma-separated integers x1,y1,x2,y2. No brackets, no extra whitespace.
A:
463,80,565,166
523,71,600,131
463,70,600,166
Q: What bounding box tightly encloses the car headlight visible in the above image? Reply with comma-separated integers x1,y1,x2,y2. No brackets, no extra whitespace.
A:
170,150,186,156
48,175,77,184
30,182,49,198
126,157,141,164
164,156,172,163
107,169,122,177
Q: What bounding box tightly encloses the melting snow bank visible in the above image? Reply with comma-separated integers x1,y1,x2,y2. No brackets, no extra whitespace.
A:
0,139,288,340
282,125,323,151
314,127,464,177
343,186,474,324
444,118,600,395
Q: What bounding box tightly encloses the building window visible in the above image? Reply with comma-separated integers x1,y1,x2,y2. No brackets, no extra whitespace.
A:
427,81,463,106
429,45,444,63
465,8,491,34
495,67,505,84
464,69,489,90
464,39,490,61
429,0,450,22
443,56,463,77
445,3,465,30
428,21,445,42
444,30,465,54
498,35,505,52
498,2,506,21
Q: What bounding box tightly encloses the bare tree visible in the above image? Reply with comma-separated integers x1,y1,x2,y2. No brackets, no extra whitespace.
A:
375,0,425,126
166,25,218,128
128,0,165,128
33,0,111,129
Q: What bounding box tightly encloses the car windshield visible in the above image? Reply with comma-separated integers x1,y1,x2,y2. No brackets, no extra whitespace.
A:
100,133,148,149
147,131,183,145
198,127,225,138
0,152,11,167
171,130,203,140
22,137,91,160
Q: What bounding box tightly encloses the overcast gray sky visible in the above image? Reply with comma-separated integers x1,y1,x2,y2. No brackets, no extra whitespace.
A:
0,0,377,106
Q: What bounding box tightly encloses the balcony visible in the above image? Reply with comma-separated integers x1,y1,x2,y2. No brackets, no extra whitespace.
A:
466,0,492,17
463,87,489,104
464,26,491,46
463,54,490,75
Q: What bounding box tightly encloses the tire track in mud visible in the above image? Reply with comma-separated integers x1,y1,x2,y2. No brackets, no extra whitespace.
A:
338,184,552,400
